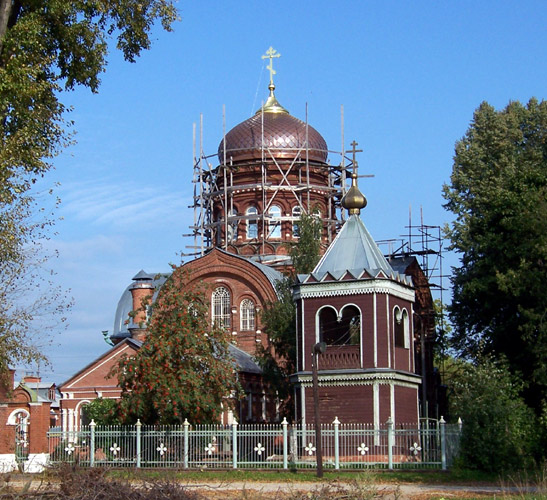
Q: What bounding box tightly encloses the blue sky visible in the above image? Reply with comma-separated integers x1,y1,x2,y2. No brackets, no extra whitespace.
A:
25,1,546,383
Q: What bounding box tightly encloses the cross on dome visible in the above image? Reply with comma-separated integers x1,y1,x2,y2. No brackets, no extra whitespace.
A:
262,46,281,89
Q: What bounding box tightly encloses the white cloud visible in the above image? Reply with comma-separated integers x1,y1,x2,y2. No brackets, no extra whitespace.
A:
59,179,191,229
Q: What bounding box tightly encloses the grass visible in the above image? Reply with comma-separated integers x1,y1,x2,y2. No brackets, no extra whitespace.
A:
3,466,547,499
104,466,499,484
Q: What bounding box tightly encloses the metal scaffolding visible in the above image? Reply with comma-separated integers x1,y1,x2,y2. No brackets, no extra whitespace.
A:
184,106,359,259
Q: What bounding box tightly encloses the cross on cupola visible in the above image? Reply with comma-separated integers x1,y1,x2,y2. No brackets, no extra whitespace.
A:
262,46,281,90
342,140,368,215
258,47,288,114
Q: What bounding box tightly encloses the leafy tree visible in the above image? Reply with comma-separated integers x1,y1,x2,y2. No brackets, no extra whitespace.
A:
257,213,322,415
0,0,176,374
288,211,322,275
115,267,238,425
82,397,120,425
443,98,547,412
449,355,537,473
0,0,177,200
0,192,71,381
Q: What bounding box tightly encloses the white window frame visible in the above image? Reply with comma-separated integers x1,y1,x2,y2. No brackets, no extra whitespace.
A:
240,299,256,331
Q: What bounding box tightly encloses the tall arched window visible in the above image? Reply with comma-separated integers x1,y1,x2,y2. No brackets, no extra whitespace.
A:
246,206,258,239
292,205,302,237
240,299,255,331
267,205,281,238
394,307,409,348
212,286,231,328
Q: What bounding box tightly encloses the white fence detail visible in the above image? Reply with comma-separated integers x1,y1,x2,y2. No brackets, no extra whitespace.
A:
47,418,460,470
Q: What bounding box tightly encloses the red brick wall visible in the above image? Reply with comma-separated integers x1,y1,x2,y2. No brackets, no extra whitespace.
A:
303,385,374,424
394,385,419,425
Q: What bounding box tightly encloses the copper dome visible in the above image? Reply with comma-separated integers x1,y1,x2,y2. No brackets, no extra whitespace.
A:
218,109,328,163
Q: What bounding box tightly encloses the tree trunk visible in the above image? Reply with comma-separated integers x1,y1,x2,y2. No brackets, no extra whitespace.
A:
0,0,20,60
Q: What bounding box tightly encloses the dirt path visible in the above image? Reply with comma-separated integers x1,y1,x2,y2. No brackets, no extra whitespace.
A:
185,480,541,499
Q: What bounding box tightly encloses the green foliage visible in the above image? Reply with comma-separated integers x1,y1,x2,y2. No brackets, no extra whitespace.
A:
83,397,121,425
443,98,547,412
0,192,71,379
257,212,322,415
449,355,537,473
287,212,322,276
256,277,296,406
115,267,238,425
0,0,176,374
0,0,178,201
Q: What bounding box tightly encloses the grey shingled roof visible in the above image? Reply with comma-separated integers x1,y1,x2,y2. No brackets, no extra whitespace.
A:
311,214,395,278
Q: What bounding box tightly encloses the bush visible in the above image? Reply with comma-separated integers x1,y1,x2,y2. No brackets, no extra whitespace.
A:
449,355,537,472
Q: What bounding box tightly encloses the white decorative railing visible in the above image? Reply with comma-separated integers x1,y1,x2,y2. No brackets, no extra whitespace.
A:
47,418,460,470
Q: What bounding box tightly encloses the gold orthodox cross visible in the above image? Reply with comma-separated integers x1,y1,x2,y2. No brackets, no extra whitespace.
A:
262,47,281,86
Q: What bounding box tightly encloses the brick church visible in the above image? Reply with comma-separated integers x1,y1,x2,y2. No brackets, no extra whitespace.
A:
56,48,436,433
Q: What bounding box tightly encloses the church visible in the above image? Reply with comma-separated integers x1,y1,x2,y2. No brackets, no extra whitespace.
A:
57,48,436,432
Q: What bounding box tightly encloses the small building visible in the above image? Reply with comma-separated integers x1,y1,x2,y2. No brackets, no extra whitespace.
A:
291,174,421,426
0,371,53,472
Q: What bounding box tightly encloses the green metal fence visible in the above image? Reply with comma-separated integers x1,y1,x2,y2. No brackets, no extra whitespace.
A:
47,418,460,470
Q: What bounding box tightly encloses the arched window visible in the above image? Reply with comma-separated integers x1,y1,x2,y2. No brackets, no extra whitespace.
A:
292,205,302,237
240,299,255,331
267,205,281,238
227,208,238,242
394,307,409,348
80,402,91,427
319,306,360,346
246,206,258,239
212,286,231,328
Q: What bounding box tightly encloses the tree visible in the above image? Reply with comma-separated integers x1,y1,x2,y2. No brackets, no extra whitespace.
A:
449,355,537,473
0,192,71,382
443,98,547,412
257,213,322,415
115,267,238,425
82,397,120,425
288,211,322,275
0,0,177,374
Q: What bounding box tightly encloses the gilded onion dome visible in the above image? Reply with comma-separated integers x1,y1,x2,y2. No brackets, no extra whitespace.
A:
341,173,367,215
218,85,328,163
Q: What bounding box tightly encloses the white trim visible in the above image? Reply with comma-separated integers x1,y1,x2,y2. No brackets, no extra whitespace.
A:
373,293,377,368
6,408,29,425
386,295,391,368
390,382,395,423
373,382,379,447
66,344,134,389
410,304,415,372
300,385,306,423
301,300,305,371
292,370,422,388
295,279,415,302
296,300,300,371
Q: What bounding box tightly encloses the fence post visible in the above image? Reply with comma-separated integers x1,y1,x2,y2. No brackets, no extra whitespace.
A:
387,416,394,470
135,419,142,469
282,417,288,470
440,416,447,471
333,417,340,470
89,420,96,467
232,419,238,469
183,419,190,469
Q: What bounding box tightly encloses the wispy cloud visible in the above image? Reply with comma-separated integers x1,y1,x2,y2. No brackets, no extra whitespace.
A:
59,179,191,229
